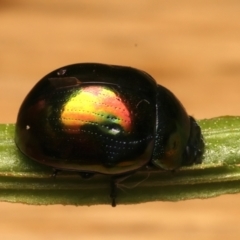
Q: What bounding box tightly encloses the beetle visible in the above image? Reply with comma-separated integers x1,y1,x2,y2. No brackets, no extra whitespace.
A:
15,63,204,206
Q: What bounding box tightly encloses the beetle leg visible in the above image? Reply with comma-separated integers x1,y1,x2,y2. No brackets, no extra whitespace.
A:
110,172,136,207
110,178,117,207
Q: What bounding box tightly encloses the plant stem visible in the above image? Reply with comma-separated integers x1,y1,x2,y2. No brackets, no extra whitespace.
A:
0,116,240,206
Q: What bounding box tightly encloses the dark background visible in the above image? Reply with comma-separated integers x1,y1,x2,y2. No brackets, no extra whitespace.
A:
1,1,240,239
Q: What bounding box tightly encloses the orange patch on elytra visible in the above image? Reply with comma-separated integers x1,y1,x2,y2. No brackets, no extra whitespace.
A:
61,86,132,133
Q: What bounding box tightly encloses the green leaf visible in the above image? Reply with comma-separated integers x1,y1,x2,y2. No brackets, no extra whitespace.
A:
0,116,240,206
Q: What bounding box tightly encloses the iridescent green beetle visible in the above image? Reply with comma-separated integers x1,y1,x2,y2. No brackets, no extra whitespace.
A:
15,63,204,206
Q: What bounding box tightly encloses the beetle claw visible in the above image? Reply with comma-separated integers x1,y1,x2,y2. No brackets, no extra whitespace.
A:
110,179,117,207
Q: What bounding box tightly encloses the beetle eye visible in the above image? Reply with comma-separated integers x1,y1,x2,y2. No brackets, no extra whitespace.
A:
153,132,183,170
167,133,180,150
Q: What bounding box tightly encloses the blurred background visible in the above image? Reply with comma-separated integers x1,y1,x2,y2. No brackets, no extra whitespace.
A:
1,0,240,239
